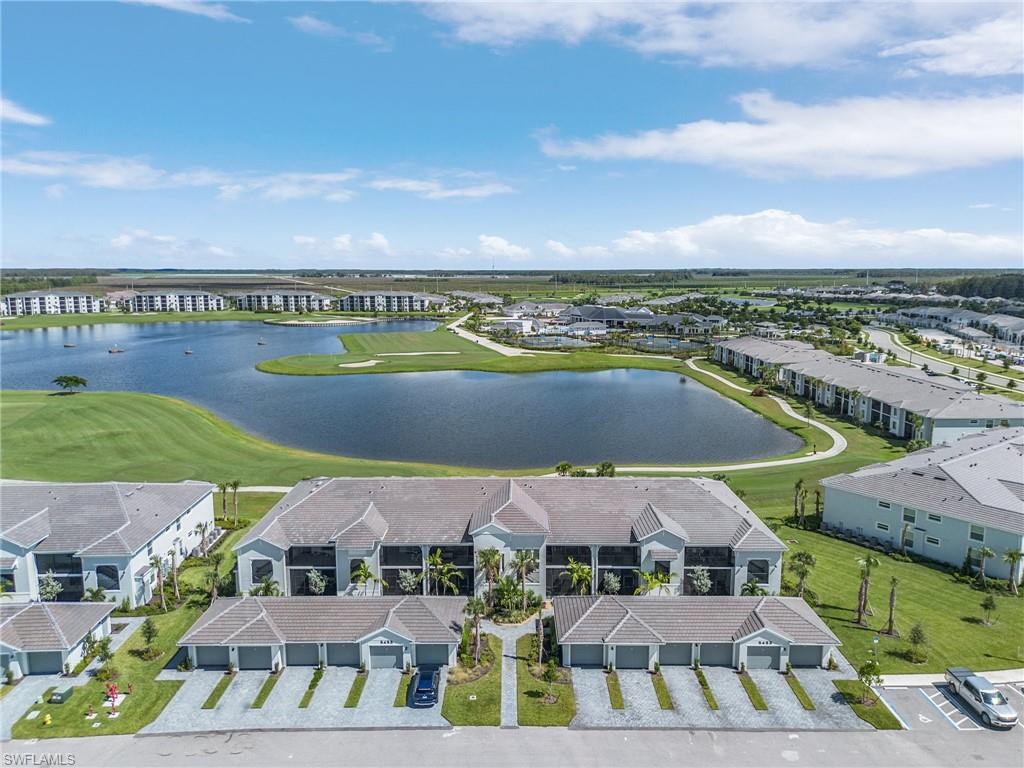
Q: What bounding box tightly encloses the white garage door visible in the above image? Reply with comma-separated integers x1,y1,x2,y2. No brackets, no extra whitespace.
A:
659,643,692,666
746,646,781,670
415,644,449,667
699,643,733,667
26,651,63,675
196,646,230,669
789,645,823,668
286,643,319,666
615,645,648,669
569,644,603,667
238,646,272,670
369,645,403,669
327,643,360,667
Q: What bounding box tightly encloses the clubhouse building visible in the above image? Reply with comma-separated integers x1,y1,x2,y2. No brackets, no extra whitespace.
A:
714,336,1024,445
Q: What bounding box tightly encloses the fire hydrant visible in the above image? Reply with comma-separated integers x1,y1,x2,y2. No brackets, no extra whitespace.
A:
42,713,52,726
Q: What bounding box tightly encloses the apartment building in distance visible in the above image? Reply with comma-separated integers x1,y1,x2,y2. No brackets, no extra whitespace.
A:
1,290,105,317
231,290,335,312
120,290,226,313
338,291,442,312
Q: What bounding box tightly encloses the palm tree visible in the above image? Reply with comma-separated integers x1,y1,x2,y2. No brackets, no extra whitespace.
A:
740,580,767,596
793,478,805,524
464,597,487,665
206,552,225,600
976,546,996,587
855,554,881,619
81,586,106,602
560,556,593,595
797,486,809,529
426,549,445,596
787,551,816,598
168,548,180,602
883,576,900,637
633,569,674,596
251,574,281,597
351,560,375,596
435,561,464,595
150,554,166,612
1003,550,1022,596
230,480,241,526
194,521,210,558
511,550,539,611
216,482,228,521
477,548,503,606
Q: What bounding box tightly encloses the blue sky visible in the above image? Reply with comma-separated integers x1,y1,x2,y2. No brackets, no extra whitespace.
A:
2,1,1022,269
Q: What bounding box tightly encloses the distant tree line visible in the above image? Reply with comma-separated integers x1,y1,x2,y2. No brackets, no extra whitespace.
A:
0,274,100,295
936,273,1024,300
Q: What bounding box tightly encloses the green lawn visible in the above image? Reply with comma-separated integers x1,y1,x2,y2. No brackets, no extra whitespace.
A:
11,606,200,739
251,673,280,708
394,671,412,707
298,667,323,709
651,672,674,709
785,672,815,710
516,635,575,726
606,671,624,709
738,671,768,710
344,672,367,707
694,667,718,710
833,680,902,730
896,333,1023,382
202,672,235,709
442,634,502,726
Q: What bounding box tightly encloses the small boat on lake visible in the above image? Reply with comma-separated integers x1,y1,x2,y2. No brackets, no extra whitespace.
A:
63,343,76,348
257,337,267,345
184,348,193,355
108,345,125,354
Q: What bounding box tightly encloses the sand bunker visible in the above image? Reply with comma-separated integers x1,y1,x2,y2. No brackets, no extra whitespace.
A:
375,351,461,356
338,360,382,368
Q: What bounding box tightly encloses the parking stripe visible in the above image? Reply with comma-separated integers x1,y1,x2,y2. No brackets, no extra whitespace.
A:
873,689,911,730
918,688,981,731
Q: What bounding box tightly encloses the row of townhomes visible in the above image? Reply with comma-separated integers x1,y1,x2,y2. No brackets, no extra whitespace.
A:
1,290,105,316
337,291,445,312
0,481,214,678
714,336,1024,445
821,427,1024,580
891,306,1024,347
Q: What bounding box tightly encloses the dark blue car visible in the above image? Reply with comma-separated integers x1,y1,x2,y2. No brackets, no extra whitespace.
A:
412,666,441,708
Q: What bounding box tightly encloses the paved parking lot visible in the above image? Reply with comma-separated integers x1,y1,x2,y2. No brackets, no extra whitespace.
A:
571,665,869,730
881,682,1024,734
142,666,450,734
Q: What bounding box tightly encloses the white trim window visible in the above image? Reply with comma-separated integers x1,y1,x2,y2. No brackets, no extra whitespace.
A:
902,509,916,524
876,522,890,532
877,501,891,510
927,513,942,524
925,536,941,547
969,525,985,543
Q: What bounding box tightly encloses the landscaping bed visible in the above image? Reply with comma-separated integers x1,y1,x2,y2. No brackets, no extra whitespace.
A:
251,672,280,709
298,667,323,709
784,671,815,710
344,672,367,708
516,635,575,726
442,634,502,726
738,671,768,711
651,671,674,709
833,680,902,730
694,667,718,710
394,671,412,707
605,671,624,709
202,671,235,709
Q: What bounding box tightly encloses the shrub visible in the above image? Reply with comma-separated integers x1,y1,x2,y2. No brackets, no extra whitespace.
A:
751,386,766,397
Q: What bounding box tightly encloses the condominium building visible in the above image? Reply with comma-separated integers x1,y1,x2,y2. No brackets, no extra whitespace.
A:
1,290,105,316
338,291,440,312
231,290,335,312
0,602,114,678
121,290,225,312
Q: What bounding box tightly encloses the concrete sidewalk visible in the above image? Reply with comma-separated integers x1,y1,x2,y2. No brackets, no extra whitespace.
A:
882,668,1024,687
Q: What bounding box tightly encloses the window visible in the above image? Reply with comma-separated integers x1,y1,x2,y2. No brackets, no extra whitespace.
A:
96,565,119,591
0,570,14,593
927,513,942,524
146,543,153,557
969,525,985,543
251,559,273,583
747,560,770,584
349,559,365,581
175,520,181,532
902,509,916,524
925,536,940,547
876,522,890,532
877,501,891,510
902,529,914,550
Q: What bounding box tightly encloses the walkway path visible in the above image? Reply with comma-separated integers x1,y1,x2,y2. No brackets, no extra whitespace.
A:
447,315,531,357
611,358,847,474
481,619,531,728
881,668,1024,687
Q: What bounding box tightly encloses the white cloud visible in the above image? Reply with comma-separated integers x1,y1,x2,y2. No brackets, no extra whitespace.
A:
288,13,392,51
292,235,318,246
607,209,1022,268
540,91,1022,178
545,239,575,257
367,177,513,199
478,234,531,262
556,164,577,172
968,202,995,209
1,97,52,126
881,14,1023,77
110,228,177,249
363,232,392,254
44,184,67,200
332,234,352,252
126,1,250,24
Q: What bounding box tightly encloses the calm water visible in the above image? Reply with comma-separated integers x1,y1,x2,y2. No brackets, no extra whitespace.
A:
0,321,801,468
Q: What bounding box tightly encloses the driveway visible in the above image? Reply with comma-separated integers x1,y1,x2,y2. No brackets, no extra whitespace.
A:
0,675,64,740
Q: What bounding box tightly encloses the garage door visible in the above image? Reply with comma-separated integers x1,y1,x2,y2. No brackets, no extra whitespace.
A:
745,646,781,670
698,643,733,667
26,651,63,675
286,643,319,666
327,643,360,667
789,645,823,668
369,645,403,669
659,643,692,666
615,645,649,669
415,644,449,667
569,644,603,667
196,646,229,669
238,646,272,670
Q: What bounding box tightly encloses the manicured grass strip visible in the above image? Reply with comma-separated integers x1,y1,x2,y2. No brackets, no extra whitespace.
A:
651,672,674,710
250,672,280,709
738,671,768,711
394,671,412,707
442,635,502,726
834,680,902,730
694,667,718,710
202,672,235,710
344,672,367,708
605,671,624,709
298,667,323,709
516,635,575,726
784,672,815,710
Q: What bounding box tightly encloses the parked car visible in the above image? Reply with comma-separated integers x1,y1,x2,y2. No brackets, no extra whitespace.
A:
411,666,441,708
945,668,1018,728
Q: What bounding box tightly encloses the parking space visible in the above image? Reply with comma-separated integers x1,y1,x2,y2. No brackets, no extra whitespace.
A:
878,682,1024,733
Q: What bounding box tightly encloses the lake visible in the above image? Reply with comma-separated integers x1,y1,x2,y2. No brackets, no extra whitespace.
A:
0,320,802,468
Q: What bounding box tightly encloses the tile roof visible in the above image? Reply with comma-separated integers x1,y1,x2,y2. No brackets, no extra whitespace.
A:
822,427,1024,534
240,478,783,552
180,596,466,646
0,482,213,556
553,596,839,646
0,602,114,652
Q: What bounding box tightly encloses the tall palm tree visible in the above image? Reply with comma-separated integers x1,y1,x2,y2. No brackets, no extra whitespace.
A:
797,486,809,529
511,550,539,611
787,551,816,598
351,561,375,596
976,546,996,587
477,548,503,606
560,556,593,596
1003,550,1022,596
740,580,767,596
855,554,881,618
251,574,281,597
150,554,166,612
426,549,445,596
194,521,210,558
168,547,180,601
883,576,899,637
216,482,228,521
435,561,464,595
206,552,225,600
633,569,674,596
464,597,487,665
230,480,241,527
793,478,805,524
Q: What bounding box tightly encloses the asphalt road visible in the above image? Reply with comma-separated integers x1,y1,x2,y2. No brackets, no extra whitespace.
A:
865,327,1019,390
4,725,1021,768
